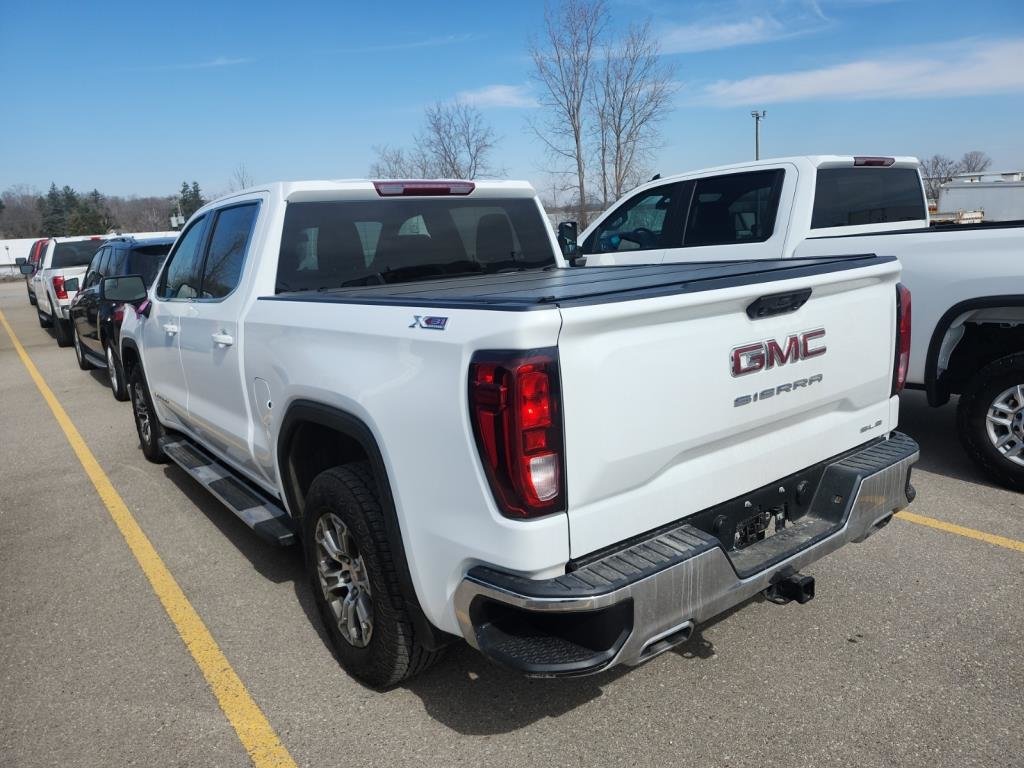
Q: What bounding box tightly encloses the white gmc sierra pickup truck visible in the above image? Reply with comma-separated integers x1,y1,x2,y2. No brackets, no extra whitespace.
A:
116,178,918,687
574,156,1024,489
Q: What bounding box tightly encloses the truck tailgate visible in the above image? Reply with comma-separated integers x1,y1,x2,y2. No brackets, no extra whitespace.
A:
556,257,901,557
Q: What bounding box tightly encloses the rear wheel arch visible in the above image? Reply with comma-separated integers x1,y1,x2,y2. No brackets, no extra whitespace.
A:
277,400,453,651
925,295,1024,406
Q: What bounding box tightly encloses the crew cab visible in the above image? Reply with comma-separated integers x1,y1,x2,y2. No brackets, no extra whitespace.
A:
574,156,1024,489
116,179,918,687
68,235,176,400
28,235,106,347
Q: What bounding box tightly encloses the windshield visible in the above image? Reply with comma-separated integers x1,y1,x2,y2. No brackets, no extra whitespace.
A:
52,240,104,269
276,197,556,293
127,243,173,287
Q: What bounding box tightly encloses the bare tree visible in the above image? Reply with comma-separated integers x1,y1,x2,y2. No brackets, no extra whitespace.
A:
919,154,960,201
370,143,438,179
959,150,992,174
421,101,498,178
369,102,499,179
230,163,254,191
529,0,607,226
0,185,43,237
592,21,675,205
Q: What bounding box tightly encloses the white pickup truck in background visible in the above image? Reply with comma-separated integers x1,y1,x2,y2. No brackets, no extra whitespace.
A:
116,178,918,687
575,156,1024,489
26,235,106,347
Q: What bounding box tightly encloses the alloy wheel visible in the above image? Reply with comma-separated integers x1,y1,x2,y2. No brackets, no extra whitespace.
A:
985,384,1024,466
314,512,374,648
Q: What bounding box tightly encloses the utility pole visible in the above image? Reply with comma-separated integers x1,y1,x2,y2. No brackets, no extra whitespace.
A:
751,110,766,160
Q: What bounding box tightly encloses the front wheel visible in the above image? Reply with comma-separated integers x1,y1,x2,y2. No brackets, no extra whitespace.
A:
106,343,128,401
28,287,36,306
957,352,1024,491
128,365,166,463
303,463,442,688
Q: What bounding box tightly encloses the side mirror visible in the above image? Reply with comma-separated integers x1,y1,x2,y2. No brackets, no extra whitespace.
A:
64,277,80,293
15,257,26,266
100,274,147,303
19,263,35,276
556,221,579,258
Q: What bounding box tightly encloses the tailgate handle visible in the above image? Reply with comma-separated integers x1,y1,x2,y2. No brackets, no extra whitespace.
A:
746,288,812,320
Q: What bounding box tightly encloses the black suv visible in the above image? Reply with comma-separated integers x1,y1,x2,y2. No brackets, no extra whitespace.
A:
69,235,176,400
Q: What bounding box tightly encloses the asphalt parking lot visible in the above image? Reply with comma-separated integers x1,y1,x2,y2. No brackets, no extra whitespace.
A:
1,278,1022,768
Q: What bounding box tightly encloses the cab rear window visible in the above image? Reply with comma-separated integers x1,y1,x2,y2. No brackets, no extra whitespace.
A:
276,198,555,293
52,240,104,269
811,168,926,229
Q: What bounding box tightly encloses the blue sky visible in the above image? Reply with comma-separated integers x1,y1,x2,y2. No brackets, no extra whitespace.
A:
2,0,1022,200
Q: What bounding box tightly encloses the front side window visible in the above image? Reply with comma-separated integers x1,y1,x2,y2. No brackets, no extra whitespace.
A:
583,183,681,254
683,170,784,247
84,247,107,288
811,168,926,229
200,204,258,299
158,218,207,300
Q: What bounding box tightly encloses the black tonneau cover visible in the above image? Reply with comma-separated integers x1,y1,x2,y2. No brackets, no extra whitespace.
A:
262,254,893,311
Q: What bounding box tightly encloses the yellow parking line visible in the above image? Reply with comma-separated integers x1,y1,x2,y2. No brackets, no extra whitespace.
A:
896,510,1024,553
0,308,297,768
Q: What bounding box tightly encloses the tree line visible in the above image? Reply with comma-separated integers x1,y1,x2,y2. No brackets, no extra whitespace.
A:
0,181,209,239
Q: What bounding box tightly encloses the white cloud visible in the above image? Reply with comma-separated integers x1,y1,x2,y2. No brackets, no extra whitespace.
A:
657,1,831,54
457,84,537,108
700,38,1024,105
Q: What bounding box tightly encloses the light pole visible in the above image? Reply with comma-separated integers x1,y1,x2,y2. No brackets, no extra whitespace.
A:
751,110,766,160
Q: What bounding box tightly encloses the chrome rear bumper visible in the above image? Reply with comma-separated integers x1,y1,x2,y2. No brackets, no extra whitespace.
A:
454,432,919,677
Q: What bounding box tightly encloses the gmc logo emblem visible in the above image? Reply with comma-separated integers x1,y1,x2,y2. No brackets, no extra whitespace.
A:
731,329,826,377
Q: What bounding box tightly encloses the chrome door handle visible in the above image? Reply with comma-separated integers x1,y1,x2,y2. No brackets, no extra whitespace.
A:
211,331,234,347
162,323,179,335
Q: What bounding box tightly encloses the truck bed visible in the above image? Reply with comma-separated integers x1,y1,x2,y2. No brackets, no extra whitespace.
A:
263,254,893,311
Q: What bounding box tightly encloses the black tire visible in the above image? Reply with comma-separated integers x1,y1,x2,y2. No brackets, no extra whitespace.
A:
28,287,37,306
37,305,52,328
105,342,128,401
303,463,443,688
73,325,93,370
54,316,72,347
957,352,1024,491
128,365,166,463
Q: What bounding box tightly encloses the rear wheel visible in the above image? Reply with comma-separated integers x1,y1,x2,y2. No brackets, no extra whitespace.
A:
106,343,128,401
303,463,442,688
49,299,71,346
128,365,166,463
73,325,93,370
957,352,1024,491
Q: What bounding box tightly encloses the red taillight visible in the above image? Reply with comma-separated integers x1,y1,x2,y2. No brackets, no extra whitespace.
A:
893,283,911,395
373,180,475,196
468,349,565,518
854,156,896,167
52,275,67,300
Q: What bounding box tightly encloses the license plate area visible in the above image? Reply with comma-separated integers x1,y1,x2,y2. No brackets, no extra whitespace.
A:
734,504,788,549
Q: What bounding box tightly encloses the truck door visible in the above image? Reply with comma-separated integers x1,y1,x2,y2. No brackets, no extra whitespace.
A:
178,202,261,479
143,215,209,431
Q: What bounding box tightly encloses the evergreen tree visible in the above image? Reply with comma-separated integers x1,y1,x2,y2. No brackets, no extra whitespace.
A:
178,180,206,218
38,183,67,235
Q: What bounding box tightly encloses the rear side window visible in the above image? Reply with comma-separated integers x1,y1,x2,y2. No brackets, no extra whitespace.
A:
200,204,258,299
583,183,682,254
158,218,207,300
684,170,784,247
107,247,128,276
276,198,554,293
811,168,925,229
52,240,104,269
126,243,173,287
